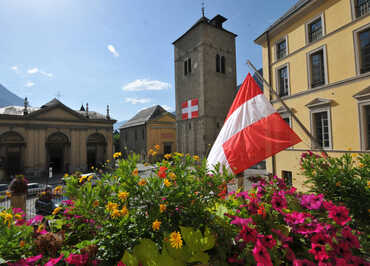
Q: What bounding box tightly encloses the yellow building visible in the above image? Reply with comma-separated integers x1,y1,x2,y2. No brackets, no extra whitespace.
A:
255,0,370,189
119,105,176,159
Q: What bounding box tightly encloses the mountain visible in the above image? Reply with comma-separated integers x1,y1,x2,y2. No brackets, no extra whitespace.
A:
0,84,23,107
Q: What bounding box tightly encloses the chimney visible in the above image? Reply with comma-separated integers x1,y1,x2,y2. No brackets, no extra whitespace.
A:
86,103,89,118
106,105,110,120
23,97,29,116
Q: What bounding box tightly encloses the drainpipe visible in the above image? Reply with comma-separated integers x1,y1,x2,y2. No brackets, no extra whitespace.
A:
266,31,277,176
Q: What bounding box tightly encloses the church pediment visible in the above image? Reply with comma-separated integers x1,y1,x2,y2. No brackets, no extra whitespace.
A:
27,99,87,121
353,86,370,101
305,98,333,109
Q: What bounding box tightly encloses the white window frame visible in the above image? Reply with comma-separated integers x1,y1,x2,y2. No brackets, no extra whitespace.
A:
275,63,291,97
306,45,328,89
305,13,326,44
309,106,333,150
275,35,289,61
358,100,370,151
280,111,293,149
353,23,370,76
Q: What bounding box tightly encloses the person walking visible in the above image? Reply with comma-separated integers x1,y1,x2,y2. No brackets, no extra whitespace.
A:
8,174,28,215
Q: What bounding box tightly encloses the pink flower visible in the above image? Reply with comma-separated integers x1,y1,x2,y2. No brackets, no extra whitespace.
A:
293,259,316,266
117,262,126,266
284,212,310,225
300,194,324,210
257,234,276,249
309,243,328,262
25,254,43,264
252,240,273,266
311,233,331,246
239,226,257,243
271,193,287,211
334,258,348,266
45,255,63,266
230,217,253,227
161,197,167,201
12,208,24,214
346,256,370,265
341,227,360,249
328,206,351,226
62,199,74,206
26,215,43,226
333,243,352,259
65,253,88,266
271,228,292,243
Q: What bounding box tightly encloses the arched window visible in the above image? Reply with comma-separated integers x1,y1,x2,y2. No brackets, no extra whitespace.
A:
216,54,220,72
221,56,226,74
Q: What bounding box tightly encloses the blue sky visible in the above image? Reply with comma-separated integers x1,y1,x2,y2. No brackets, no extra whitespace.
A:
0,0,297,122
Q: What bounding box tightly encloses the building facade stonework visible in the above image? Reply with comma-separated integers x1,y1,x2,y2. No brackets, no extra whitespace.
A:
173,14,237,158
0,99,115,181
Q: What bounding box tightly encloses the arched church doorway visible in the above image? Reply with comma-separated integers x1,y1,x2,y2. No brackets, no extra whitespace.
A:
0,131,25,178
87,133,106,169
46,132,70,174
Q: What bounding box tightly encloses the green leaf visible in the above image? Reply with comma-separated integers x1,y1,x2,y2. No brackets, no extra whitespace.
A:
133,239,159,265
121,250,139,266
188,251,209,265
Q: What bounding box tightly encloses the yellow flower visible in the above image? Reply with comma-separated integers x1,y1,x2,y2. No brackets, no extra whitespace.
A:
359,163,364,168
138,179,147,186
193,155,200,161
164,179,172,187
120,206,128,216
91,166,94,170
152,220,161,231
169,231,183,249
52,207,62,215
92,200,99,207
87,175,94,182
336,181,341,187
64,173,69,177
15,214,22,220
132,168,139,176
367,181,370,189
40,191,46,196
168,172,176,180
111,208,121,218
152,151,158,156
160,204,167,213
37,224,44,233
351,153,358,159
79,175,87,183
144,162,150,166
174,152,183,157
106,160,110,163
164,154,172,160
106,201,118,211
53,185,63,194
148,149,154,155
19,240,25,248
154,144,160,150
118,191,129,201
6,191,11,198
2,212,13,227
113,152,122,159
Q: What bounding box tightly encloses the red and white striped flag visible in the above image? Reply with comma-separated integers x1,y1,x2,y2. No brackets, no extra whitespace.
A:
182,98,199,120
207,73,301,174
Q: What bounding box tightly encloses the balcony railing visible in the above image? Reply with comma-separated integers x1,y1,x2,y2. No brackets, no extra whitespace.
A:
356,0,369,17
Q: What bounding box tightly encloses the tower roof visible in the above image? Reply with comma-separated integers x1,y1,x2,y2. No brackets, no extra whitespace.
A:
172,14,237,45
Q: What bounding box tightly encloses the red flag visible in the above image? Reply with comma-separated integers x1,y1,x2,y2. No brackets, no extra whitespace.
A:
181,98,199,120
207,73,301,174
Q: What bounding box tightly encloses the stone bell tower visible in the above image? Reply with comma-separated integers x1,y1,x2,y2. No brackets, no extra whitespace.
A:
173,13,237,157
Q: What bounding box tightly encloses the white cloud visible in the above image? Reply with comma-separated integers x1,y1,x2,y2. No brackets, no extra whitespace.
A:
122,79,170,91
162,105,173,111
40,70,54,78
125,97,151,104
27,68,39,74
107,44,119,57
25,81,35,88
11,66,18,71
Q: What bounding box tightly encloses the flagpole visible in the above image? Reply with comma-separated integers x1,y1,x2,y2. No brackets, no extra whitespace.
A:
246,60,327,156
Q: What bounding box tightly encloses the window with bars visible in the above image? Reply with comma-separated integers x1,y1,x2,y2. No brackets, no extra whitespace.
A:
282,171,293,186
359,28,370,74
276,39,287,60
278,66,289,97
283,117,290,127
310,50,326,88
313,111,330,148
184,58,191,76
355,0,369,18
308,17,323,43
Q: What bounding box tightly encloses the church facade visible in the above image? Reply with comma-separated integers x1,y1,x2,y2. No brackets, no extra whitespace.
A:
173,14,237,157
0,98,115,181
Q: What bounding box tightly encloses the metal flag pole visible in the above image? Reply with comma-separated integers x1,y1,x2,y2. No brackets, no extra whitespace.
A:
246,60,328,156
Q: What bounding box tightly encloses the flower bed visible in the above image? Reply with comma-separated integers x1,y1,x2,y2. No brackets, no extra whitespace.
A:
0,150,368,265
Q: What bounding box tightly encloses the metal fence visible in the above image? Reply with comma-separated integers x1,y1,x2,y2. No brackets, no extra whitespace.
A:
0,187,64,220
